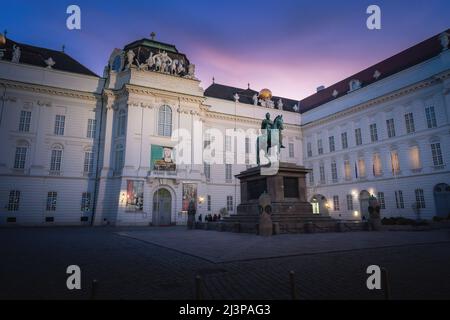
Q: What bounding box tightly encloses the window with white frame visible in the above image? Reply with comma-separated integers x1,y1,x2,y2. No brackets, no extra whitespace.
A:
346,194,353,211
225,135,232,153
225,164,232,182
158,105,172,137
355,128,362,146
117,110,127,137
331,161,338,183
386,119,395,138
425,106,437,128
341,132,348,149
207,195,211,211
328,136,335,152
370,123,378,142
409,145,421,170
289,143,295,158
46,191,57,211
54,115,65,136
84,150,94,174
14,146,27,169
373,153,382,176
81,192,91,212
395,190,404,209
307,142,312,157
317,139,323,155
319,163,325,184
377,192,385,209
404,113,415,134
415,189,426,208
114,144,124,174
19,110,31,132
8,190,20,211
226,195,233,212
431,142,444,166
87,119,97,138
333,195,340,211
50,145,63,173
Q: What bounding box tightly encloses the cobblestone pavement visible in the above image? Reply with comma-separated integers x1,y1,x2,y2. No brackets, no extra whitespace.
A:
1,227,449,300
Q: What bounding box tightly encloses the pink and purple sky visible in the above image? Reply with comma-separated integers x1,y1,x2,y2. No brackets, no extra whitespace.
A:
1,0,449,99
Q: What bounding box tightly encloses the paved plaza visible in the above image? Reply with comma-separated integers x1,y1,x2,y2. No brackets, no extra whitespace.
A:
1,227,450,300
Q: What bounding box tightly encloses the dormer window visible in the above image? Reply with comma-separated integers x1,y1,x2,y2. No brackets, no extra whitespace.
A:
349,79,361,92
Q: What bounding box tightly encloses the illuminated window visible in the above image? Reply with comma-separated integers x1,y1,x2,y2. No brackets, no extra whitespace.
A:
344,160,352,180
126,180,144,211
358,158,366,178
373,153,382,176
409,146,421,170
390,150,400,175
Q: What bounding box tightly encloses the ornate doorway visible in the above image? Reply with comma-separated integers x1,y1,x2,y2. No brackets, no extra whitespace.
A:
152,188,172,226
434,183,450,218
359,190,370,221
310,194,328,215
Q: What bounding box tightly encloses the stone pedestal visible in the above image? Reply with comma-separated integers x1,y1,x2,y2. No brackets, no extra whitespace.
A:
221,162,337,234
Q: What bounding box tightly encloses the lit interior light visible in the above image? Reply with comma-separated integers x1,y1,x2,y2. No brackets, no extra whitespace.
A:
353,210,359,217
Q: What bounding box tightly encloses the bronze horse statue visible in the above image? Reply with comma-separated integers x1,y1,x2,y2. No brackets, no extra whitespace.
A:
256,115,284,165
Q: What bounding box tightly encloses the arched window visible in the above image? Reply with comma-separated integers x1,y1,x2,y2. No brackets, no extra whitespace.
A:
158,105,172,137
50,144,63,174
409,145,421,170
114,144,124,174
117,110,127,137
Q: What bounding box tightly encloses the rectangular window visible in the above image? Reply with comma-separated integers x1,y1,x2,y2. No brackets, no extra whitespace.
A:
54,115,65,136
46,191,57,211
386,119,395,138
204,162,211,180
425,106,437,128
355,128,362,146
373,153,382,176
317,139,323,155
225,164,232,182
226,195,233,212
225,135,232,152
341,132,348,149
81,192,91,212
346,194,353,211
14,147,27,169
395,190,404,209
405,113,415,134
84,151,94,174
126,180,144,211
309,169,314,185
50,149,62,173
370,124,378,142
328,136,335,152
207,195,211,211
87,119,97,138
319,164,325,184
415,189,426,208
431,143,444,166
390,150,400,175
344,160,352,180
289,143,295,158
377,192,385,209
8,190,20,211
19,110,31,132
331,162,338,183
333,195,340,211
358,158,366,178
307,142,312,157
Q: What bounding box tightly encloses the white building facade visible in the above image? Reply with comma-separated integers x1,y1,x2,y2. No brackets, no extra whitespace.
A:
0,30,449,226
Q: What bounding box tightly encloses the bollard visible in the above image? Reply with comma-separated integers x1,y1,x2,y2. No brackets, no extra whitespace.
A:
381,268,391,300
289,271,297,300
195,275,203,300
90,279,98,300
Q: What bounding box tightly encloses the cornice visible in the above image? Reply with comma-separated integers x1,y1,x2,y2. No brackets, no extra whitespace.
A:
0,78,100,102
302,70,450,129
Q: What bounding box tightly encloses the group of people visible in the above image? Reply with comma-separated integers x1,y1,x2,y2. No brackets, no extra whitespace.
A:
198,214,221,222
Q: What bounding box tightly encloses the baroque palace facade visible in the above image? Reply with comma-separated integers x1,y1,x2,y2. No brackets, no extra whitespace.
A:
0,30,449,226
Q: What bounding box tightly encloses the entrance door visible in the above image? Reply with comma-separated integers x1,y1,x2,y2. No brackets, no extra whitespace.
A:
359,190,370,221
434,183,450,218
152,188,172,226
